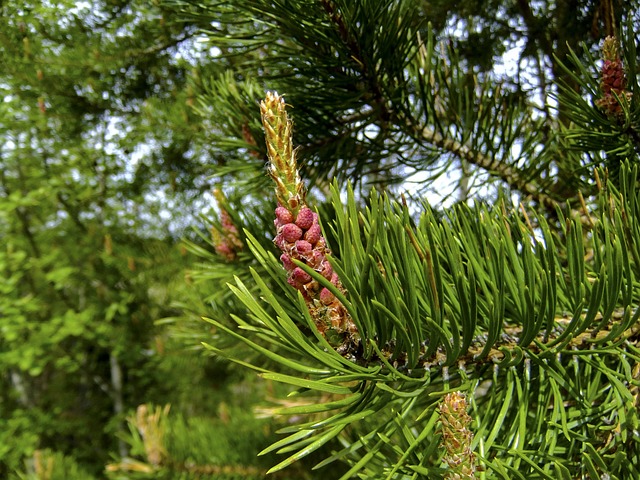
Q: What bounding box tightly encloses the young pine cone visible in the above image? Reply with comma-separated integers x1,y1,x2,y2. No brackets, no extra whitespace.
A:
596,36,632,117
261,92,359,349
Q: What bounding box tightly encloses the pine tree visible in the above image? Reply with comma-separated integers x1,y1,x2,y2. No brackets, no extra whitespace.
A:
3,0,639,478
163,0,640,478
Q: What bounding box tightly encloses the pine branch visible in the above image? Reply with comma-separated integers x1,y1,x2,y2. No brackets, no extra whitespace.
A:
180,0,583,203
418,125,561,212
208,153,640,476
318,0,391,122
433,307,639,370
175,5,640,478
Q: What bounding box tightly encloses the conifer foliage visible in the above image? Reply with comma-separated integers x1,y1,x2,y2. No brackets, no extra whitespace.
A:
178,0,640,478
2,0,639,478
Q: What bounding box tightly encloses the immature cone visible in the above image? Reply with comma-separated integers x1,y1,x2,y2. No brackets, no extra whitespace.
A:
596,36,632,117
135,404,170,467
260,92,305,216
438,392,477,480
261,92,358,349
211,188,242,261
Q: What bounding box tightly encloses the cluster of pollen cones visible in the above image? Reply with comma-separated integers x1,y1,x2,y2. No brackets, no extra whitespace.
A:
596,36,632,117
260,91,358,349
274,204,355,339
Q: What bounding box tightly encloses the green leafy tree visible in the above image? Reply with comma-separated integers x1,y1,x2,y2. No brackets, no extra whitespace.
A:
0,1,221,475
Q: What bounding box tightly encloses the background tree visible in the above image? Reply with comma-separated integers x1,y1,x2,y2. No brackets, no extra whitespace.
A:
0,1,197,474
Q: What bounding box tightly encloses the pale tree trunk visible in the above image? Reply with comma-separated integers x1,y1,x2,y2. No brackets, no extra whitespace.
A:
110,353,128,458
10,370,32,407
